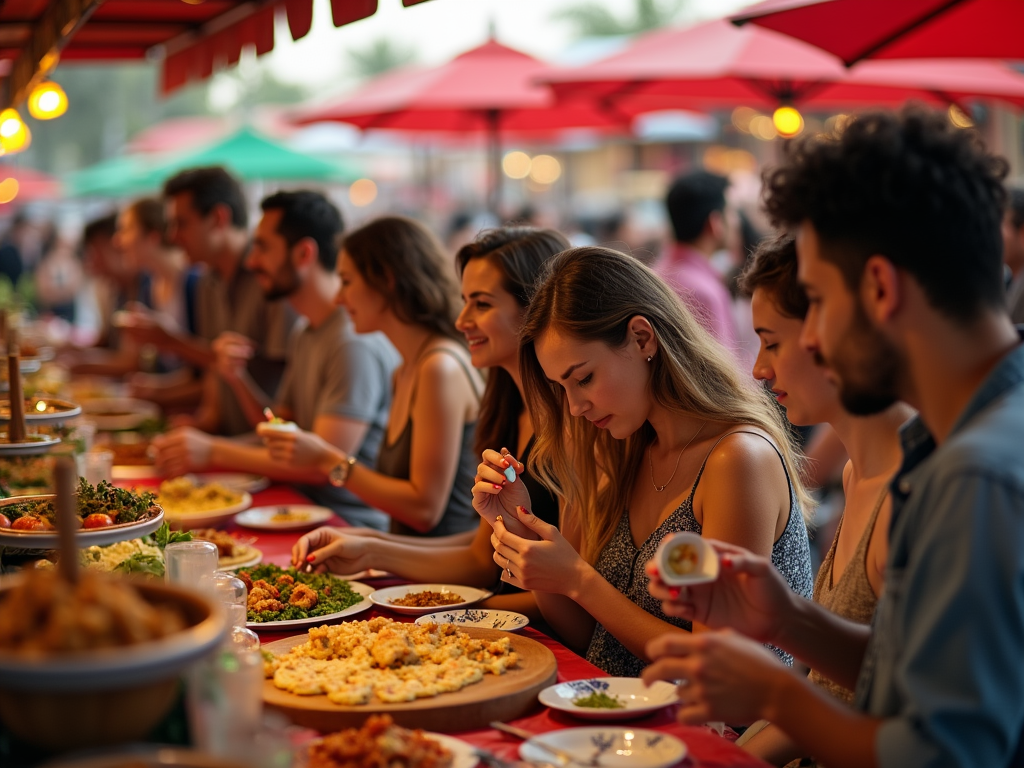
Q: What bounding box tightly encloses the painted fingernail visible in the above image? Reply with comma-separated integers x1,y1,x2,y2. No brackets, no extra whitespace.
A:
669,587,681,599
493,483,503,490
516,505,531,517
306,554,315,563
495,515,503,523
503,465,517,483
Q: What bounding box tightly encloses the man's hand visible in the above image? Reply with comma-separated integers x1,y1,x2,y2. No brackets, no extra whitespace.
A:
211,331,255,382
152,426,214,476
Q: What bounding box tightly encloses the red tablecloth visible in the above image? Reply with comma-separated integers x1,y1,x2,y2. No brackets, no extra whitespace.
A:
133,480,769,768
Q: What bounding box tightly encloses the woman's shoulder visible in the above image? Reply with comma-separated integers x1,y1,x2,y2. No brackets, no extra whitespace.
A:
418,342,483,382
699,426,787,483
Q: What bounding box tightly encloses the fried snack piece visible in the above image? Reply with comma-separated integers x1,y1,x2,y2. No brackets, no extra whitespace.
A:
309,714,453,768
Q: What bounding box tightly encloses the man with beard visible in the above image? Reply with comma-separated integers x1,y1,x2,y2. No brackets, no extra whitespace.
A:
640,107,1024,768
154,191,399,529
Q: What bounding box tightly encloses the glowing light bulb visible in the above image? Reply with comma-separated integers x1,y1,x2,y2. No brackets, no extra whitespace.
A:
772,106,804,138
28,81,68,120
0,111,30,154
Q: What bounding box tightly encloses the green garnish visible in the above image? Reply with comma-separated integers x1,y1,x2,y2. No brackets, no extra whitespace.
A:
149,521,192,549
573,692,625,709
240,563,363,623
2,478,157,525
114,553,166,578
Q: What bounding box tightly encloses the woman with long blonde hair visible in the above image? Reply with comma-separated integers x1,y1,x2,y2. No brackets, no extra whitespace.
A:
475,246,813,676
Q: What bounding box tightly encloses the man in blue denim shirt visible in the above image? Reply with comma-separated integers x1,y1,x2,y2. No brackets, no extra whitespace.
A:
641,106,1024,768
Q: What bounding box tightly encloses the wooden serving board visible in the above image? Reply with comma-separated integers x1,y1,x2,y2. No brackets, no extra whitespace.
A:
262,627,557,733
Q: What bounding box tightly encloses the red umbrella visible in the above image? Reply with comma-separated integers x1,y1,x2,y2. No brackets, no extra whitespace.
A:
292,39,628,212
731,0,1024,66
541,19,1024,115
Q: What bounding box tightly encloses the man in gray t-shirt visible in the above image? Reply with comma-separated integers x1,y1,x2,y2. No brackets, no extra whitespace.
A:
276,311,398,530
154,190,397,529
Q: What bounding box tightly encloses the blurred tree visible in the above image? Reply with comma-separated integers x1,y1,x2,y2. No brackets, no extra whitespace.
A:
346,38,418,79
554,0,686,36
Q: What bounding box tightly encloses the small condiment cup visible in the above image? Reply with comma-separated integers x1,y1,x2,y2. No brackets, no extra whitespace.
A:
654,532,719,586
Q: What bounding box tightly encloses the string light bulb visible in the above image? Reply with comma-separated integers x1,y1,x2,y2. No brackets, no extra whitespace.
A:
27,81,68,120
0,110,30,154
772,106,804,138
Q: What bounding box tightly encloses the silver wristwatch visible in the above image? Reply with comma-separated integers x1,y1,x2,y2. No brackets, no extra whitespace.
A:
328,456,357,487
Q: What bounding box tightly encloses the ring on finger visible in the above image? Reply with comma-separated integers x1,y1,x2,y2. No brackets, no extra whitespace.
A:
505,555,512,579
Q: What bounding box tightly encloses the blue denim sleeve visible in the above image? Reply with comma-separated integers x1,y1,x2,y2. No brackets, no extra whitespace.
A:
876,472,1024,768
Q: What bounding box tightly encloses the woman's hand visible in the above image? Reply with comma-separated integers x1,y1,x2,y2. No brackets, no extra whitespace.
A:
642,629,792,726
291,526,370,574
152,426,212,476
258,423,339,471
490,508,587,597
646,539,795,645
472,448,538,540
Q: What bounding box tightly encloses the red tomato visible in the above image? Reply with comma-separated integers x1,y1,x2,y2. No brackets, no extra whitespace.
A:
0,514,10,528
11,516,54,531
82,513,115,529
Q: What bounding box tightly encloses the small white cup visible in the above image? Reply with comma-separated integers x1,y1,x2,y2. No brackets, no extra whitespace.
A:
165,540,219,590
654,532,719,585
78,448,113,485
256,420,298,435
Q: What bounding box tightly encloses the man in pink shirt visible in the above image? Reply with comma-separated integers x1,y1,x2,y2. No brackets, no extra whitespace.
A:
655,171,739,351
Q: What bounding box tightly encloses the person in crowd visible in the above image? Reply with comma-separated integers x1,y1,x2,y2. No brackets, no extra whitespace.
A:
153,191,398,530
290,227,569,620
259,216,484,537
642,107,1024,768
120,166,296,436
1002,186,1024,324
734,233,914,765
0,212,27,289
655,171,739,349
475,246,813,677
34,222,82,322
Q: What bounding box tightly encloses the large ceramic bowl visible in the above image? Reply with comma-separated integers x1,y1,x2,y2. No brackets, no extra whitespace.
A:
80,397,161,432
0,576,228,751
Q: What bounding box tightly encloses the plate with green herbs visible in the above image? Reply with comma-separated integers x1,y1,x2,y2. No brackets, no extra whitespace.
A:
0,478,163,549
237,563,373,630
538,677,679,721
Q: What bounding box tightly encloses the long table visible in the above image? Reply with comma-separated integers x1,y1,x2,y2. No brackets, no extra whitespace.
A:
206,483,770,768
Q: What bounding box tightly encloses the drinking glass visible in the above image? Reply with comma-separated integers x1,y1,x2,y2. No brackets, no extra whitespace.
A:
165,540,218,590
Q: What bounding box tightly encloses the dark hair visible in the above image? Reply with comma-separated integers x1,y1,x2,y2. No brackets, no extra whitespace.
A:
738,233,808,319
763,106,1009,323
341,216,460,341
163,166,248,229
83,213,117,244
260,190,344,271
127,198,170,247
666,170,729,243
456,227,571,456
1008,187,1024,230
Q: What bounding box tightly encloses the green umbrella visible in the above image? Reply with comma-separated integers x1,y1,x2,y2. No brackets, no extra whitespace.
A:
65,154,165,198
152,126,359,182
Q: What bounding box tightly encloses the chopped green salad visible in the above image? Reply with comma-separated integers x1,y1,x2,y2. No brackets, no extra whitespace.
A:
238,563,363,623
573,691,625,709
3,478,157,525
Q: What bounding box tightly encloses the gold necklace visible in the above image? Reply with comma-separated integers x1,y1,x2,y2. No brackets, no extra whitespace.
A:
648,420,707,492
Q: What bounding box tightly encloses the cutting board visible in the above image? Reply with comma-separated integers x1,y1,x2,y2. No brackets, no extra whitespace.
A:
262,626,557,732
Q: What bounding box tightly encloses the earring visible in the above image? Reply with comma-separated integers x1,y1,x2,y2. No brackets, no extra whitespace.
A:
647,356,653,363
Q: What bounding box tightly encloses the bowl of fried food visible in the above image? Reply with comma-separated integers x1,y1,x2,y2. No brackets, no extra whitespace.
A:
0,568,227,752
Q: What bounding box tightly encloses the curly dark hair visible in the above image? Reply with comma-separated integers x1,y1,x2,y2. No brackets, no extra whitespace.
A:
738,233,808,319
763,106,1009,323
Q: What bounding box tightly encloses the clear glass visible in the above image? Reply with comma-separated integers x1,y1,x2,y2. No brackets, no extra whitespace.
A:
165,540,218,590
205,571,248,628
78,448,113,485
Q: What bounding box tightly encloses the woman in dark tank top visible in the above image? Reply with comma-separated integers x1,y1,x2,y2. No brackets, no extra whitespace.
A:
290,227,568,621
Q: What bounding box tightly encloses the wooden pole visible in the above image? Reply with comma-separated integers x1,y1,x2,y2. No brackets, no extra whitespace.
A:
55,457,79,584
6,328,24,444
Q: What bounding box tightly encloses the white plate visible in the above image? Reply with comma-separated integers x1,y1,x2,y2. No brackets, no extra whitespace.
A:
187,472,269,494
0,433,60,456
0,397,81,425
519,728,687,768
234,504,335,531
217,546,263,572
539,678,680,721
245,579,374,631
0,495,165,550
415,609,529,632
369,583,491,616
80,397,161,432
425,733,478,768
162,492,252,530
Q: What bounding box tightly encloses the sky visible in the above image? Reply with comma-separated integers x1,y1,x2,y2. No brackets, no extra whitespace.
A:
260,0,755,91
